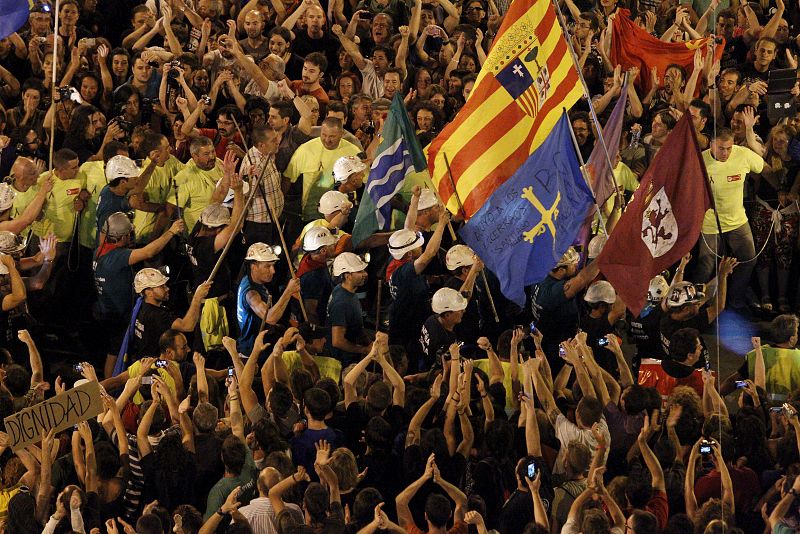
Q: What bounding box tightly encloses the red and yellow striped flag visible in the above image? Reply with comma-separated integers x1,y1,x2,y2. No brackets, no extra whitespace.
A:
427,0,583,218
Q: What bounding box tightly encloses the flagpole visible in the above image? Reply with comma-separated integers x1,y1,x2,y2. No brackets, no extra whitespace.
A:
231,117,308,322
49,0,61,170
442,152,500,323
564,108,610,238
551,0,623,210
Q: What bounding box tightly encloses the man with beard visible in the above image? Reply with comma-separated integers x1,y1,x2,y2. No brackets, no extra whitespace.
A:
239,10,270,62
181,102,246,160
283,117,360,223
93,213,187,377
328,252,371,364
169,137,225,232
282,2,339,70
131,267,211,360
289,52,331,114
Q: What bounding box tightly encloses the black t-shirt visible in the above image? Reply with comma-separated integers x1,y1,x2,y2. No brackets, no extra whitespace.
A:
300,265,333,325
579,312,617,378
629,303,666,360
659,308,712,356
413,314,458,372
133,302,177,359
187,233,230,297
445,276,481,345
193,432,224,510
531,275,579,359
739,62,770,85
140,450,197,511
291,31,340,79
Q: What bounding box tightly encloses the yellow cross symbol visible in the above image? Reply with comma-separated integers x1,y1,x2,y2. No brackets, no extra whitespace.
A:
522,187,560,244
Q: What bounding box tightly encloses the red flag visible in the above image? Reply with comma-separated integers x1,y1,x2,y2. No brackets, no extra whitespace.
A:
597,115,710,315
610,9,724,96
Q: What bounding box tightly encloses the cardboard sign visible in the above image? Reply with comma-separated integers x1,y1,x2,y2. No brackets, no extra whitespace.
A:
4,381,103,450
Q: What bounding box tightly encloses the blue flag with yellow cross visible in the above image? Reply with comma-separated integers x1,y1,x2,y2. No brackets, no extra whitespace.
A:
459,112,594,307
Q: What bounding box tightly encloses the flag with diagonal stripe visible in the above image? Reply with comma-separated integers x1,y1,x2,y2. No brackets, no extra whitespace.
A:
426,0,583,219
352,94,427,247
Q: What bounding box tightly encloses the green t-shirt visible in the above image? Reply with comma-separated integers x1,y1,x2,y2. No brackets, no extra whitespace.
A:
203,446,257,519
36,172,84,242
169,159,222,232
745,345,800,401
77,160,108,248
283,138,360,220
134,156,184,243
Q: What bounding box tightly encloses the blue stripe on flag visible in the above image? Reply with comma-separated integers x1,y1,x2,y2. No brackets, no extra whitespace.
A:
367,139,415,229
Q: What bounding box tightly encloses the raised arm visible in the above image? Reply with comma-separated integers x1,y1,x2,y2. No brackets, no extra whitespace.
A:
344,345,376,407
396,454,435,530
405,374,442,447
239,331,266,420
414,209,449,274
136,385,161,458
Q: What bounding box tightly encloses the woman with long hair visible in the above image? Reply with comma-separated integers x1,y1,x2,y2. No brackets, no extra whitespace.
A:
62,104,106,162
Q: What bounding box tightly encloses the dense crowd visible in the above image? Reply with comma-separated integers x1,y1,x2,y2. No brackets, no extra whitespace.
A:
2,0,800,532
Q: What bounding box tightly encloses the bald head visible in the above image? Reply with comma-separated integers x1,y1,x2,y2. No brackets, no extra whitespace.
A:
257,467,281,496
10,157,40,191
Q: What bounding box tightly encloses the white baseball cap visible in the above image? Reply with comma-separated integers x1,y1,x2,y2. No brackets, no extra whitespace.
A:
333,156,367,183
0,184,16,212
432,287,468,314
303,226,337,252
199,203,231,228
106,155,140,182
332,252,368,276
388,229,424,260
584,280,616,304
245,242,280,262
134,268,169,294
418,188,439,210
318,190,352,216
445,244,475,270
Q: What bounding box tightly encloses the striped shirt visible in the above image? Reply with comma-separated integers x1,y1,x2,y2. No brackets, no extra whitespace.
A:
239,497,303,534
244,146,284,224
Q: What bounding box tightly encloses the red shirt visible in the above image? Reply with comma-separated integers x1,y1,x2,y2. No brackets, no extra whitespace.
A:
694,464,760,511
646,490,668,531
638,359,708,399
198,128,244,160
289,80,330,106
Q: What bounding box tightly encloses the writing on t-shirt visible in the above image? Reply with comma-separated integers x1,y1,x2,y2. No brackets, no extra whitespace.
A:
726,174,742,182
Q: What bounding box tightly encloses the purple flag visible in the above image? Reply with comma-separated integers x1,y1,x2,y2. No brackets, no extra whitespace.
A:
587,83,628,205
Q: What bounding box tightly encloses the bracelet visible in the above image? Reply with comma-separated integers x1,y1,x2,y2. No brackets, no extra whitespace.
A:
791,489,800,498
229,395,239,401
216,508,229,517
480,393,488,398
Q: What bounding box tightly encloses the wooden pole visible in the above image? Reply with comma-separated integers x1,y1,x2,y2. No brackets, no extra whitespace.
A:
442,153,500,323
231,117,308,321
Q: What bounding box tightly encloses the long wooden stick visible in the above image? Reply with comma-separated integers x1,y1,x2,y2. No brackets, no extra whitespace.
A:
442,153,500,323
375,278,382,331
231,118,307,321
49,0,61,171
